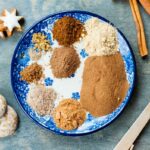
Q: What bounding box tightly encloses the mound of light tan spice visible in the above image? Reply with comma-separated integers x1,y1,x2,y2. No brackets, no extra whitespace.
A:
50,47,80,78
19,16,130,131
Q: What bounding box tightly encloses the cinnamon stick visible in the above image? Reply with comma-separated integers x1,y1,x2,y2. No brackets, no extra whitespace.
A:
129,0,143,56
129,0,148,57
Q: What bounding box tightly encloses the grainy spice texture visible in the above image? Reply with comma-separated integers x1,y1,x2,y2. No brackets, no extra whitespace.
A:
50,47,80,78
52,16,86,46
27,84,57,116
0,106,18,137
20,63,43,83
80,52,129,117
83,17,118,56
53,99,86,130
32,33,52,51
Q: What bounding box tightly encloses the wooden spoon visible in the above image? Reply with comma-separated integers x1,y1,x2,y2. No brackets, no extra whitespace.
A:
114,103,150,150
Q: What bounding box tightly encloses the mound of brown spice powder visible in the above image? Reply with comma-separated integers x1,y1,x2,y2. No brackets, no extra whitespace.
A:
52,16,86,46
20,63,43,83
50,47,80,78
53,99,86,130
80,52,129,117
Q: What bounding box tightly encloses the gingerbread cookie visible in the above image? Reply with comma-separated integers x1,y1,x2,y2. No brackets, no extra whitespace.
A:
0,20,6,38
0,8,23,37
0,95,7,118
0,106,18,137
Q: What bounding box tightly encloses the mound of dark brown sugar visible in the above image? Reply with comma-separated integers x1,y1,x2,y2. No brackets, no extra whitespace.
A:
52,16,86,46
80,52,129,117
50,47,80,78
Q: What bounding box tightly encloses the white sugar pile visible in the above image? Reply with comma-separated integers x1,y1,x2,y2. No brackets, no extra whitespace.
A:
83,17,119,56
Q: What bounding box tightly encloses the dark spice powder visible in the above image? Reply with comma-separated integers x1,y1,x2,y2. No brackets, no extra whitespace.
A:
52,16,86,46
50,47,80,78
20,63,43,83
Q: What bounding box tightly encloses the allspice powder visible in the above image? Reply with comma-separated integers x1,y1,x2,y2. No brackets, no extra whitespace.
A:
52,16,86,46
80,52,129,117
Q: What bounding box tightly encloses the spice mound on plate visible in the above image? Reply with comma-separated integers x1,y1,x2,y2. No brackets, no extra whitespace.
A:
53,99,86,130
20,63,43,83
52,16,86,46
27,84,57,116
80,52,129,117
32,33,52,51
83,17,118,56
50,47,80,78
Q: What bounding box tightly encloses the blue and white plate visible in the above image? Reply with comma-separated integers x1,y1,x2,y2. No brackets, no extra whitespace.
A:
11,11,136,136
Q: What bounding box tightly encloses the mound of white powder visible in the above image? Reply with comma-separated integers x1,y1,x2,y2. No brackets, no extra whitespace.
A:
83,17,119,56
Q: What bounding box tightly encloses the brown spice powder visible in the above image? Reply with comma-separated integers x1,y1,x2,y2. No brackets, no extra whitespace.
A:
52,16,86,46
20,63,43,83
53,99,86,130
80,52,129,117
50,47,80,78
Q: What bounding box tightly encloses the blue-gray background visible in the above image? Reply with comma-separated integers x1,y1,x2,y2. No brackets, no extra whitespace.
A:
0,0,150,150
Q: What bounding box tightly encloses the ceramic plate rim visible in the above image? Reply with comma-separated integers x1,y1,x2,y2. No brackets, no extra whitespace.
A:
10,10,136,136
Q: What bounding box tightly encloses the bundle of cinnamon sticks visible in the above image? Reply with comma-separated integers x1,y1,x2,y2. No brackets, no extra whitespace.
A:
129,0,149,57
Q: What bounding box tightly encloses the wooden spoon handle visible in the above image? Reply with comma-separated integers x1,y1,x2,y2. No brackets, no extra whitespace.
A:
114,103,150,150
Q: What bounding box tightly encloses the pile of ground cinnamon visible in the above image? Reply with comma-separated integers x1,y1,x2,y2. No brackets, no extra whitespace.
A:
20,63,43,83
52,16,86,46
80,52,129,117
53,99,86,130
50,47,80,78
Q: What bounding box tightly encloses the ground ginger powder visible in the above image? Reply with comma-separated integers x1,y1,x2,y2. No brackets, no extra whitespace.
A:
53,99,86,130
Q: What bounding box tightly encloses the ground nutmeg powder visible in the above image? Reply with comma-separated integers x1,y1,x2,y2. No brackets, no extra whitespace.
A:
53,99,86,130
50,47,80,78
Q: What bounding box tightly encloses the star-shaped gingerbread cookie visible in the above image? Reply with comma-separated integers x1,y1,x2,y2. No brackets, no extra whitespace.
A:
0,8,23,37
0,20,6,38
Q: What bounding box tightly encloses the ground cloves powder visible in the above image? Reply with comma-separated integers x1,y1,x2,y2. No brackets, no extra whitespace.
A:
52,16,86,46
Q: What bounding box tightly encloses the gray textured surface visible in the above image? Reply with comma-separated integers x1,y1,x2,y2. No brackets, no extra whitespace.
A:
0,0,150,150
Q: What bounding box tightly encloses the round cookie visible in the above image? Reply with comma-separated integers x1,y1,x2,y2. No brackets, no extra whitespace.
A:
0,95,7,118
0,106,18,137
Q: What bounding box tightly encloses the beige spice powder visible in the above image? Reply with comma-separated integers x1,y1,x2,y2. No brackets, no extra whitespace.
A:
27,84,57,116
83,17,118,56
